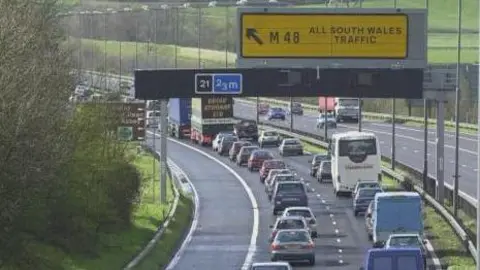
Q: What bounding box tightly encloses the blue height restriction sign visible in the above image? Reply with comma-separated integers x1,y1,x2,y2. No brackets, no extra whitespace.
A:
195,73,243,94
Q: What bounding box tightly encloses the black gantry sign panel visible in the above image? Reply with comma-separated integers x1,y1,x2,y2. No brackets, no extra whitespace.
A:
134,68,423,99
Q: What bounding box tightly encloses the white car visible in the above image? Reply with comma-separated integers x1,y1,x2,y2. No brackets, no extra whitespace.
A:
250,262,292,270
281,207,318,238
316,113,337,129
258,130,281,147
212,132,234,151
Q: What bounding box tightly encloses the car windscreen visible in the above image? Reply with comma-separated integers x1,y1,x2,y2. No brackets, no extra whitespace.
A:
285,209,312,218
321,162,331,170
271,108,283,112
276,231,309,243
339,138,377,156
241,147,258,154
358,189,381,198
276,219,305,229
240,121,256,126
264,131,278,136
265,161,285,168
277,183,304,193
254,151,273,158
252,266,289,270
389,236,421,247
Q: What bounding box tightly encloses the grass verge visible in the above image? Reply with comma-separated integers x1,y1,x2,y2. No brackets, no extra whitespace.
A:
60,149,175,269
302,142,476,268
132,194,193,270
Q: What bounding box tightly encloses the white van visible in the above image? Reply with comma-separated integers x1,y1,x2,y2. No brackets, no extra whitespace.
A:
329,131,381,196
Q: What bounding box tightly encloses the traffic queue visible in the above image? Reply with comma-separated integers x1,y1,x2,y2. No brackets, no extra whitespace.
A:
207,127,427,270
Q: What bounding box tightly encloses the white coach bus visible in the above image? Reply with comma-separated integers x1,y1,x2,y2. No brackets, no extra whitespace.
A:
329,131,382,196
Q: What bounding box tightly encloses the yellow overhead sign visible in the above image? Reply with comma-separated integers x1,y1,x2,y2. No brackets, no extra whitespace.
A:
240,13,408,58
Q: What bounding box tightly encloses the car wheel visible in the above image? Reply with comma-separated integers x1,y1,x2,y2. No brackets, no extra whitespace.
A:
272,209,277,215
309,257,315,266
354,210,359,216
368,233,373,241
259,143,263,148
299,151,303,155
318,176,322,183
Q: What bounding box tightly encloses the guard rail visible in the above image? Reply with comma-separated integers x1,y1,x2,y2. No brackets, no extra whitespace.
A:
81,70,479,260
80,70,478,131
243,119,477,263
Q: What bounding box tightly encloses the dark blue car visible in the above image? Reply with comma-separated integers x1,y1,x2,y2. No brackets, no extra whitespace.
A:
353,187,383,216
266,107,286,120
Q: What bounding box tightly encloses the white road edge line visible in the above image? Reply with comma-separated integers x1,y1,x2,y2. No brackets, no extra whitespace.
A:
147,131,259,270
165,158,200,270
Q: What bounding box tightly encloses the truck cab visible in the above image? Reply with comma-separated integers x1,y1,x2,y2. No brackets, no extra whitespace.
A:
373,192,423,245
360,248,425,270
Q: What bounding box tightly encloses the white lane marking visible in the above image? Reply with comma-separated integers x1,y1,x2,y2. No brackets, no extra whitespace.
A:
147,131,259,270
402,146,407,150
414,150,419,153
370,122,477,142
165,165,200,270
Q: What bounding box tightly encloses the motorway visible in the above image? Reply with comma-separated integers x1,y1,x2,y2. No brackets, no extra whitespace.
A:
147,131,439,269
233,100,479,199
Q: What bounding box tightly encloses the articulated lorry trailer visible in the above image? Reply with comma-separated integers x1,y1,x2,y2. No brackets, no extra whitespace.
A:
190,96,235,146
168,98,192,139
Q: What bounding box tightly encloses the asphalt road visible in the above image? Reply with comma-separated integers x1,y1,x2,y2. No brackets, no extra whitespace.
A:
234,100,479,199
147,131,439,269
147,134,254,269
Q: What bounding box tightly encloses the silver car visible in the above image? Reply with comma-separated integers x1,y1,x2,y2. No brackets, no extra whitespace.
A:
279,138,303,156
270,229,316,265
281,207,318,238
250,262,292,270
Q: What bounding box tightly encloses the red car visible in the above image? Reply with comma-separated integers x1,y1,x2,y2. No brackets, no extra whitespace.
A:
259,159,286,183
258,103,269,115
248,150,274,172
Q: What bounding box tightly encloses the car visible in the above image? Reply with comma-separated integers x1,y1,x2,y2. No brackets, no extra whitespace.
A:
259,159,286,183
266,107,286,120
257,103,270,115
234,120,258,140
249,261,292,270
272,181,308,215
353,187,383,216
270,229,315,265
289,102,304,115
217,135,238,155
258,130,281,147
360,248,425,270
212,132,234,151
316,113,337,129
269,216,309,242
309,154,330,177
266,174,297,200
229,141,252,162
279,138,303,156
248,150,274,171
264,169,293,189
281,207,318,238
317,161,332,183
384,233,428,268
353,180,382,198
365,201,375,240
236,146,260,166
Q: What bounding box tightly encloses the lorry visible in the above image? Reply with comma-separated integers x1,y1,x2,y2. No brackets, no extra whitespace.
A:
168,98,192,139
318,97,360,123
359,248,425,270
372,192,423,245
190,96,235,146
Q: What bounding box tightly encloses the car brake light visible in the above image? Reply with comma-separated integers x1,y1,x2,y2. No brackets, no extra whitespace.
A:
304,242,314,249
271,230,277,239
271,243,280,250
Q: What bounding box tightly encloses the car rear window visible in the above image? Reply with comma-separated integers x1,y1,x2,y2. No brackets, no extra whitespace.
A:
254,151,273,158
286,210,312,218
278,183,304,193
223,136,238,142
276,231,309,242
276,219,305,229
242,147,258,154
264,131,277,136
275,175,295,182
284,140,300,145
358,189,382,197
252,266,289,270
359,182,379,189
265,160,285,168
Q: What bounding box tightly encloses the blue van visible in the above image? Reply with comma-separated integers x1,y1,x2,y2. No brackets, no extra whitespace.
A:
360,248,425,270
372,192,423,244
